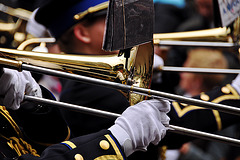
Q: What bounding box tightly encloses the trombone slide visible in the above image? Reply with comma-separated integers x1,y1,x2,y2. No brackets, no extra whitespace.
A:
1,58,238,117
25,95,240,147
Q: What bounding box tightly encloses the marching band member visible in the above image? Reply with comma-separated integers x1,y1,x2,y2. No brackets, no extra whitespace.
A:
32,0,240,159
0,68,170,160
33,0,158,159
0,0,240,160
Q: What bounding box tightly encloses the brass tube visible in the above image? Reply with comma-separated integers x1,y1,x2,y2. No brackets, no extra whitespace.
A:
25,95,240,147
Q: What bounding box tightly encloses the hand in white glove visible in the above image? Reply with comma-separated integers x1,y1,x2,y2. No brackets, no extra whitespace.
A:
0,68,42,110
231,74,240,94
109,99,170,156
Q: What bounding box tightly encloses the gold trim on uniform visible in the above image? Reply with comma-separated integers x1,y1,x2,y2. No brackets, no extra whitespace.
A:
172,101,204,118
94,134,124,160
172,84,240,131
0,106,23,138
221,86,231,94
0,107,39,157
32,126,71,147
180,103,188,106
99,140,110,150
212,110,222,130
210,84,240,130
62,140,77,150
95,155,123,160
75,154,84,160
200,93,210,101
74,1,109,20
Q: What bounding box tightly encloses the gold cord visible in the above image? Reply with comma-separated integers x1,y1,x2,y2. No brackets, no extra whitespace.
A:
0,105,39,157
159,146,167,160
7,136,40,157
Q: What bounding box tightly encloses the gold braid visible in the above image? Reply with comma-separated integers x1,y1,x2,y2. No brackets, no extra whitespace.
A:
159,146,167,160
0,105,40,157
0,133,40,157
7,136,40,157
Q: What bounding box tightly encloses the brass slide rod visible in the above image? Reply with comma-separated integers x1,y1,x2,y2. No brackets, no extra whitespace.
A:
156,40,237,48
25,95,240,147
2,56,240,146
1,57,239,116
158,66,240,74
0,3,32,21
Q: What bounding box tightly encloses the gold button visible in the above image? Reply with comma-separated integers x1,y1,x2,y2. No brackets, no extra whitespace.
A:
200,94,210,101
221,87,230,94
74,154,83,160
99,140,110,150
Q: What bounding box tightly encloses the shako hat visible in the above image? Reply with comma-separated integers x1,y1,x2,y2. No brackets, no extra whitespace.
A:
35,0,109,39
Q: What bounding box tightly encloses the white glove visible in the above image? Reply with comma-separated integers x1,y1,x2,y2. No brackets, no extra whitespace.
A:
0,68,42,110
152,54,164,83
153,54,164,70
109,99,170,156
231,74,240,95
26,8,50,38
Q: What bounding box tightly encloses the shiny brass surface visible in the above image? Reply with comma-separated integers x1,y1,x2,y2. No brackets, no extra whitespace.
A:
233,17,240,41
17,38,56,50
0,42,154,105
153,17,240,45
0,3,32,48
129,42,153,105
0,3,32,21
2,43,240,146
153,27,232,44
0,21,20,32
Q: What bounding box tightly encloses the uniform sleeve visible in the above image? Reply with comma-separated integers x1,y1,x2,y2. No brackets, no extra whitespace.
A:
159,84,240,148
19,130,127,160
11,86,70,150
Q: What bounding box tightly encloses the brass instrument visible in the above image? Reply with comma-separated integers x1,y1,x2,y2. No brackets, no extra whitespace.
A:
0,15,240,146
0,0,239,153
24,95,240,147
1,43,240,146
0,42,154,106
154,27,232,43
0,3,32,21
153,17,240,51
153,18,240,74
17,38,56,50
0,39,239,114
0,3,32,48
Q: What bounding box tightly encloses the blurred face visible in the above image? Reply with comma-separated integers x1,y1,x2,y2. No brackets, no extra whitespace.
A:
179,59,198,96
85,16,118,55
154,45,169,63
179,72,196,93
196,0,213,20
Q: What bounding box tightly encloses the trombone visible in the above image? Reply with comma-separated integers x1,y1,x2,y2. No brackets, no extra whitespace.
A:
24,94,240,147
0,3,32,48
1,46,240,147
0,3,32,21
153,17,240,52
156,66,240,74
153,19,240,74
0,2,240,150
1,22,240,146
0,43,239,114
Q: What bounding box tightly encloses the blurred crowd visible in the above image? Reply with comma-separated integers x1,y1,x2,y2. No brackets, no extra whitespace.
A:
0,0,240,160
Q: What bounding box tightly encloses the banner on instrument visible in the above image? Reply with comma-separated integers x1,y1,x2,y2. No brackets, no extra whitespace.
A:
217,0,240,27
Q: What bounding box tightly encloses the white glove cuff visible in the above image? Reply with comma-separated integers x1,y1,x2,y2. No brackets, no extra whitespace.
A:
109,124,134,157
231,74,240,95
